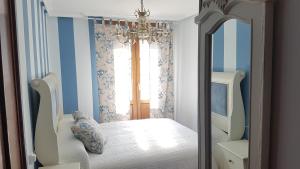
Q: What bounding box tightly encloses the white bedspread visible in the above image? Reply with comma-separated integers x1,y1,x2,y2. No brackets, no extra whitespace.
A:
89,118,198,169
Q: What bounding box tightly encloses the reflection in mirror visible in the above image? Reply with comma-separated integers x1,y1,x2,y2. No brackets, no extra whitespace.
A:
210,19,251,169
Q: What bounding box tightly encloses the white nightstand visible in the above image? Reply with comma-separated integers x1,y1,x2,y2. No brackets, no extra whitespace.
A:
217,140,249,169
39,163,80,169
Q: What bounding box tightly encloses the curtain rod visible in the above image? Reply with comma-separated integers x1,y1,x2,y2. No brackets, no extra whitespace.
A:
87,17,172,26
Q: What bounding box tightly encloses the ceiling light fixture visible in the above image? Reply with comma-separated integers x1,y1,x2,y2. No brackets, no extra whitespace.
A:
114,0,172,45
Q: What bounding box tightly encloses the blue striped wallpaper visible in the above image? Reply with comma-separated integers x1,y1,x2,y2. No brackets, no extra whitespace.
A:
88,20,100,121
236,21,251,138
31,0,38,77
37,1,44,76
213,25,225,72
212,19,251,138
58,18,79,114
17,0,52,168
48,17,99,121
22,0,31,80
20,0,50,129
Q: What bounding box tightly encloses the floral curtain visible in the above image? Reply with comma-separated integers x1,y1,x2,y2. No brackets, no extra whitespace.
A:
94,22,174,122
149,38,174,119
95,24,131,123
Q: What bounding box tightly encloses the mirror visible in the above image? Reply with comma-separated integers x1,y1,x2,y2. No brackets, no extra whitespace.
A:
210,19,251,169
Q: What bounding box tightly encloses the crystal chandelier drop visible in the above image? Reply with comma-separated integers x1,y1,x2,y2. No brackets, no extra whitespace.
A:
114,0,172,45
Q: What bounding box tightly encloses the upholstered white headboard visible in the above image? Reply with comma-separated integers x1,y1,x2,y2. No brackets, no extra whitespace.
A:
211,71,246,140
31,73,63,165
32,73,90,169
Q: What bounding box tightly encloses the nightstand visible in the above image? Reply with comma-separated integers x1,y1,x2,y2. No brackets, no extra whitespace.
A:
217,140,249,169
39,163,80,169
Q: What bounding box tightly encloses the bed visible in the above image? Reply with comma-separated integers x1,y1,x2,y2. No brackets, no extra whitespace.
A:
210,71,246,169
31,73,198,169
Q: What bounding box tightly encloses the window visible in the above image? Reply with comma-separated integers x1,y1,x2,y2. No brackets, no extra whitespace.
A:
113,40,160,119
140,41,160,109
113,46,132,115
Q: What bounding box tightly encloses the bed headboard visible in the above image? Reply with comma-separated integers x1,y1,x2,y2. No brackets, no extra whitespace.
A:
31,73,63,166
211,71,246,140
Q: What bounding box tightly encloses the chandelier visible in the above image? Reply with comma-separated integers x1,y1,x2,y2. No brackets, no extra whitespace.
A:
114,0,172,45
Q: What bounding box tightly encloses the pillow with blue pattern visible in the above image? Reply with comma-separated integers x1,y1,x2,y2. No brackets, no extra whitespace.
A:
71,119,105,154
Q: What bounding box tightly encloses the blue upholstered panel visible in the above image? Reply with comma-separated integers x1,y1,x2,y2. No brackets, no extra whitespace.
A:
211,83,228,116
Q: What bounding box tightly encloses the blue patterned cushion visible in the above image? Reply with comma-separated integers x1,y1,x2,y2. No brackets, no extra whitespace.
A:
72,111,90,121
211,83,228,116
71,119,105,154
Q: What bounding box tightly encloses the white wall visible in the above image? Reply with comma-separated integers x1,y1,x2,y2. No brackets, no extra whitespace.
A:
223,19,237,71
47,17,64,109
73,19,94,117
174,15,198,131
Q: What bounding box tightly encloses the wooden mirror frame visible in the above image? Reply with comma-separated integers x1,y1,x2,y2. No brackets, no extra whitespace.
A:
195,0,273,169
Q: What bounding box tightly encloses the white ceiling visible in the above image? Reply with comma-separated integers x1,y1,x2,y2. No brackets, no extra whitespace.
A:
44,0,199,21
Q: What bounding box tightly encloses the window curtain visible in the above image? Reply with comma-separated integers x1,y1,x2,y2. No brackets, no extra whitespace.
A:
94,21,174,122
95,23,131,122
149,38,175,119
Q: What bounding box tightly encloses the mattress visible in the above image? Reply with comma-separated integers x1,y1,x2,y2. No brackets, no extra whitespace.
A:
88,118,198,169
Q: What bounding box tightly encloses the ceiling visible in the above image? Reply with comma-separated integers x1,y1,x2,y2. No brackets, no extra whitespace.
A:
44,0,199,21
